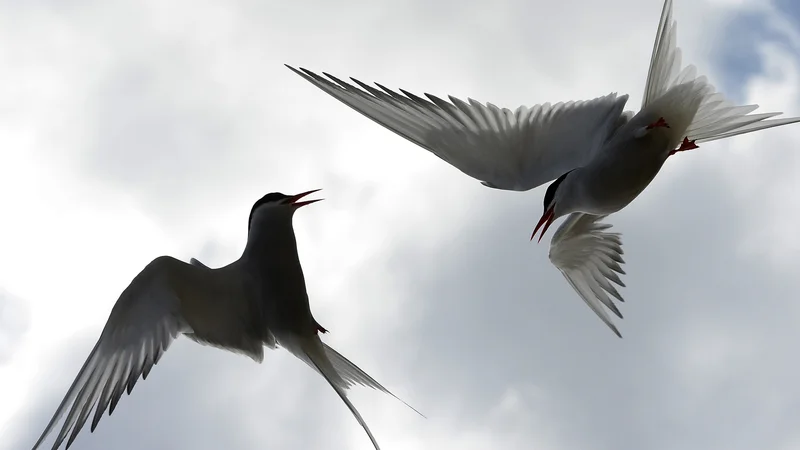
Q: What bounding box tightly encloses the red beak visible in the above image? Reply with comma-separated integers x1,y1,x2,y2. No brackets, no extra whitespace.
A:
531,207,555,242
286,189,323,208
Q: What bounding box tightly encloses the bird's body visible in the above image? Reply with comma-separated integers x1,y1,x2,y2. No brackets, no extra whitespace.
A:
565,85,700,217
243,206,323,341
287,0,800,336
129,256,268,361
30,190,414,450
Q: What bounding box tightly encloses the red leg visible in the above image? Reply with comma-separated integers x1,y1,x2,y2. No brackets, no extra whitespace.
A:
669,137,699,156
646,117,670,130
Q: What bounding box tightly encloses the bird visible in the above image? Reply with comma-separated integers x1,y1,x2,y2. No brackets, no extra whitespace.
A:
29,189,419,450
284,0,800,338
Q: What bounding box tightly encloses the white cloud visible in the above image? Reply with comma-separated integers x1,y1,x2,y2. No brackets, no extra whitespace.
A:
1,0,800,449
0,290,29,363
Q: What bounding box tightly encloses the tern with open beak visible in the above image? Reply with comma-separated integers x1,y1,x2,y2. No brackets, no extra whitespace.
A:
30,189,418,450
285,0,800,337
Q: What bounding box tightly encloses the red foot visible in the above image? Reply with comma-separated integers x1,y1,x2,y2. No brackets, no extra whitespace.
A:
669,137,699,156
646,117,670,130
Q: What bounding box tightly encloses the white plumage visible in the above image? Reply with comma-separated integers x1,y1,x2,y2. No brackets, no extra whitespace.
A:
287,0,800,337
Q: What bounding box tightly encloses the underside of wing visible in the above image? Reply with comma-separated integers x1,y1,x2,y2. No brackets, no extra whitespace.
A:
642,0,800,144
288,65,629,191
548,213,627,337
32,257,189,450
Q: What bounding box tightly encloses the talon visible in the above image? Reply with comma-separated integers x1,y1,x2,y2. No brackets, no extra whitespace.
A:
316,323,328,334
646,117,670,130
669,137,699,156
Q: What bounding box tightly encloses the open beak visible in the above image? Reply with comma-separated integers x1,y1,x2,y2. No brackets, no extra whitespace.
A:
531,207,555,243
286,189,323,208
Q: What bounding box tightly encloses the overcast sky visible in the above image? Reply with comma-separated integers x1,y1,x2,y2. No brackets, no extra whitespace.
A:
1,0,800,449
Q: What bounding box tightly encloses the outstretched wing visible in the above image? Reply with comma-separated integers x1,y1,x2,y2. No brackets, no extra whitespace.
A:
548,213,627,337
287,65,629,191
32,256,190,450
642,0,800,143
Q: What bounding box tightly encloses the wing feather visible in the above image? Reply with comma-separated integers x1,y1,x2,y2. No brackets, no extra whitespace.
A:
32,256,189,450
642,0,800,143
548,213,627,337
287,65,629,191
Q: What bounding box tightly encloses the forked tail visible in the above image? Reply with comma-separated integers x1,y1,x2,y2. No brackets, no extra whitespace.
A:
642,0,800,144
322,343,425,417
297,338,382,449
289,337,423,450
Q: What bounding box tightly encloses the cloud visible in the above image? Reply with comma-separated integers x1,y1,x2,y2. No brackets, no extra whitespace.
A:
1,0,800,450
371,155,800,450
0,290,29,364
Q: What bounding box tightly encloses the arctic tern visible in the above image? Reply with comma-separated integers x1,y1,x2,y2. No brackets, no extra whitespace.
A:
30,189,417,450
285,0,800,337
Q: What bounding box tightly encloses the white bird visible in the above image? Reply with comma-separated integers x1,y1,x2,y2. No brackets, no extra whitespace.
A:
29,189,418,450
285,0,800,337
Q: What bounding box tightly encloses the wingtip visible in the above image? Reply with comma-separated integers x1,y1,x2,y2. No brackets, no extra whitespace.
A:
395,398,427,419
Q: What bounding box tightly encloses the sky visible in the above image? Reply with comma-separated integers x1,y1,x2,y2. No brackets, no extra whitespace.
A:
1,0,800,449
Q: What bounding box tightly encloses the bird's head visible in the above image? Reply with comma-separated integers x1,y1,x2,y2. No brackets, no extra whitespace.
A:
532,171,573,242
248,189,323,231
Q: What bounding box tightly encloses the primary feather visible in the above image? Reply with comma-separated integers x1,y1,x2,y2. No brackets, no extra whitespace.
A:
31,257,189,450
548,214,626,337
287,65,629,191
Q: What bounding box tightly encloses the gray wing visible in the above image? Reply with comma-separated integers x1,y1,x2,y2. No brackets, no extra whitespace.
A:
31,256,190,450
287,65,629,191
548,213,627,337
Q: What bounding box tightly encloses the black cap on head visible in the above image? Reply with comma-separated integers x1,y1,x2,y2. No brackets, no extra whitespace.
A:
248,192,290,229
542,170,573,211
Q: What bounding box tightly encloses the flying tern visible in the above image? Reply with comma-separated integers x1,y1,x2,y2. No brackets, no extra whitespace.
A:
30,189,418,450
285,0,800,337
